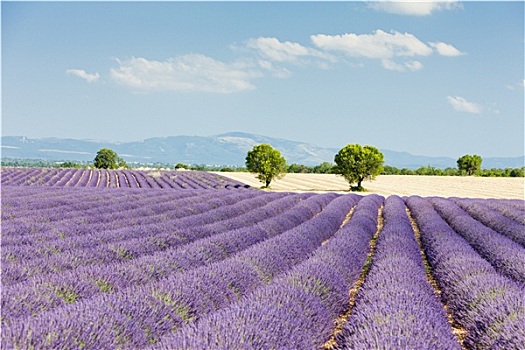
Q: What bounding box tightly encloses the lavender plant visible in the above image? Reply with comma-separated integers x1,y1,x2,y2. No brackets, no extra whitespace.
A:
406,196,525,349
430,197,525,285
484,198,525,225
152,195,381,349
452,198,525,246
337,196,460,349
2,193,333,321
1,194,358,349
2,191,284,285
1,167,250,189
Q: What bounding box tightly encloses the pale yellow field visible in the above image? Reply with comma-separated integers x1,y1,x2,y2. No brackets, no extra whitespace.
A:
216,172,525,199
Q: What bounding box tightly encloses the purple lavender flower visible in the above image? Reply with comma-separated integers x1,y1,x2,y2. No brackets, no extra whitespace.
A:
337,196,459,349
406,196,525,349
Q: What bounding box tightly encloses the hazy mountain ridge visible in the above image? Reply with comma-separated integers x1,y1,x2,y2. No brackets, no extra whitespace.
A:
2,133,523,169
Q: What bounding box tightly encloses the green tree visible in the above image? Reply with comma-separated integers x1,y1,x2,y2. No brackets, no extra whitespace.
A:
382,165,401,175
93,148,127,169
415,165,443,176
313,162,336,174
443,167,459,176
457,154,482,175
54,161,83,169
510,167,525,177
334,144,384,191
245,144,287,188
287,163,311,173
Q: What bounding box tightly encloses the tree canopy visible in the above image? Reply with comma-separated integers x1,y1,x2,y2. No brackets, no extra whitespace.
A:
245,144,287,188
93,148,127,169
334,144,384,191
457,154,482,175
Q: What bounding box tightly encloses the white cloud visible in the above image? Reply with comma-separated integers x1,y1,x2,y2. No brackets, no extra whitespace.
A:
429,42,464,56
368,0,462,16
105,30,465,93
405,60,424,71
310,30,462,71
246,37,336,67
257,60,292,78
109,55,262,93
248,37,311,62
66,69,100,83
447,96,482,114
382,59,423,72
311,30,433,59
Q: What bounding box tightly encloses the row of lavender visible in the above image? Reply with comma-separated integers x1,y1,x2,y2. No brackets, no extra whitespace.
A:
336,196,460,349
1,167,249,189
2,186,358,348
155,195,525,350
405,197,525,349
2,185,524,349
2,188,294,286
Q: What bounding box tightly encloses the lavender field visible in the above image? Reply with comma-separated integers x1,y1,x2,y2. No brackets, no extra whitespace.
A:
1,167,249,189
1,168,524,349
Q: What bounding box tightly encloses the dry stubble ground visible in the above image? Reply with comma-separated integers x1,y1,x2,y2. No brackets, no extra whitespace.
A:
216,173,525,199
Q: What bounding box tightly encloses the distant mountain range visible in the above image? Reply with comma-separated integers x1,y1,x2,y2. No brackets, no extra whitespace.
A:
2,132,524,169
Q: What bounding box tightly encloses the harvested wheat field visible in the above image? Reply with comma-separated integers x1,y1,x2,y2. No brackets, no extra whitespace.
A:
216,173,525,199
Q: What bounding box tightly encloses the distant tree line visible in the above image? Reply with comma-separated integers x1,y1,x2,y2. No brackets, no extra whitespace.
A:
0,158,246,171
2,150,523,178
286,162,524,178
288,154,524,178
287,162,337,174
381,165,524,177
1,159,90,168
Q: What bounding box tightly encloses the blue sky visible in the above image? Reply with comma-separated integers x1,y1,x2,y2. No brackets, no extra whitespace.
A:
2,1,524,158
